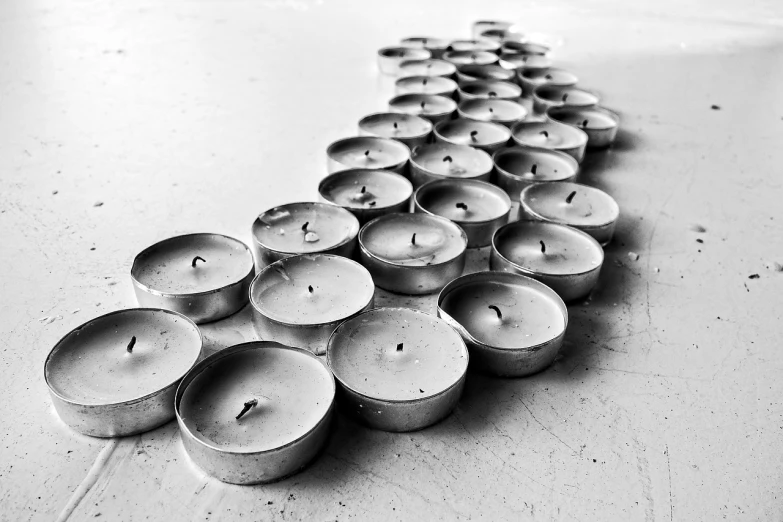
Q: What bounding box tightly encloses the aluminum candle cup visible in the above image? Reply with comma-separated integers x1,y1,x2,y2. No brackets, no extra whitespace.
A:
520,182,620,246
326,307,469,432
358,112,433,148
400,37,450,59
547,107,620,148
443,50,499,67
458,80,522,102
434,119,511,153
493,147,580,201
437,272,567,376
449,39,502,54
131,233,255,324
511,120,589,162
413,179,511,248
490,221,604,302
251,202,360,269
250,254,375,355
472,20,514,39
327,136,411,175
533,85,600,114
456,64,514,84
44,308,202,437
409,142,493,188
479,28,525,43
501,41,550,56
498,53,552,72
458,98,528,128
358,213,467,295
378,46,431,75
176,342,335,485
318,169,413,225
517,68,578,97
397,59,457,79
388,93,457,125
395,75,458,98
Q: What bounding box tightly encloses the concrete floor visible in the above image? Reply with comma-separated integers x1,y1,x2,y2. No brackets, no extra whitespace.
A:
2,0,783,520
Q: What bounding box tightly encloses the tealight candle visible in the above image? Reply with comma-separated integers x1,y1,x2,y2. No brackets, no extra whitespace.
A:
443,50,499,67
44,308,202,437
449,39,501,54
532,85,600,114
491,220,604,301
397,59,457,79
458,80,522,102
517,68,578,96
318,168,413,225
497,53,552,72
326,307,468,432
455,64,514,84
437,271,567,376
395,75,458,98
520,182,620,245
501,41,550,56
176,341,334,484
251,202,360,268
400,37,450,59
493,146,580,200
358,112,433,148
479,28,525,43
326,136,410,174
358,212,467,295
249,254,374,355
510,120,589,162
458,98,528,128
409,142,493,188
378,46,431,75
388,93,457,124
547,106,620,148
472,20,513,39
433,119,511,153
131,233,255,324
413,179,511,247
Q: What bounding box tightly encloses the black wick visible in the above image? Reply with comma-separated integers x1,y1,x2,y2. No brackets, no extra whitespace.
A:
308,285,314,293
397,343,404,352
127,336,136,353
236,399,258,420
364,150,370,157
456,202,468,210
540,130,549,138
488,91,497,97
301,221,309,232
443,155,453,162
470,130,479,141
545,74,553,80
361,186,366,194
566,191,577,204
531,164,538,175
420,101,426,109
562,93,569,102
393,122,398,129
411,233,417,245
422,78,428,86
581,119,589,127
488,107,494,113
488,305,502,319
540,240,546,253
192,256,206,267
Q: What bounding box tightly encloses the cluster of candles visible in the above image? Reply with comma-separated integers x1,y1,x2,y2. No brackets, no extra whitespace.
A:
44,19,622,485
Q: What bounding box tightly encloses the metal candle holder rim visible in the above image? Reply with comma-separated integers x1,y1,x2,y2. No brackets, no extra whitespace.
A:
413,178,512,226
491,220,605,277
533,84,600,104
436,271,568,353
492,145,581,178
509,120,589,149
547,106,621,131
358,112,433,140
410,142,493,177
44,307,203,407
130,233,254,299
249,254,374,328
325,306,469,404
377,46,431,59
520,183,620,229
433,119,511,148
175,341,336,455
358,212,468,271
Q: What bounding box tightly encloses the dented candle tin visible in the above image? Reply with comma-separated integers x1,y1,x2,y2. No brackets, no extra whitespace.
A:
547,106,620,148
395,75,459,98
388,93,457,124
378,46,431,75
249,254,374,355
437,271,568,376
458,98,528,128
44,308,202,437
327,136,410,175
511,120,588,162
358,112,433,148
493,146,580,201
409,142,493,188
131,233,255,324
176,341,335,484
318,168,413,225
326,307,469,432
434,118,511,153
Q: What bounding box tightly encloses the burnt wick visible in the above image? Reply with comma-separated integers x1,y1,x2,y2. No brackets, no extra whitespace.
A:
488,305,502,319
470,130,479,141
456,202,469,210
126,336,136,353
368,201,377,206
540,240,546,253
562,93,569,102
566,191,577,204
397,343,404,352
422,78,428,86
488,107,494,113
364,150,370,157
443,155,453,162
301,221,309,232
488,91,497,97
539,130,549,138
235,398,259,420
308,285,314,293
420,101,426,109
545,74,553,80
581,119,589,127
411,233,417,245
191,256,206,267
361,185,366,194
393,122,398,129
531,164,538,175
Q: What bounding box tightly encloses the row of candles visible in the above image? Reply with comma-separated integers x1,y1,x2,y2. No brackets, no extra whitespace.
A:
44,20,622,485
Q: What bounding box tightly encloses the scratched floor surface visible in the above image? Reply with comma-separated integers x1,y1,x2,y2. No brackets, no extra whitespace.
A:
2,0,783,520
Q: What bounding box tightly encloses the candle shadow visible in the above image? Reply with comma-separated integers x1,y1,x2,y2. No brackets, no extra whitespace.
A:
197,304,259,358
577,127,641,186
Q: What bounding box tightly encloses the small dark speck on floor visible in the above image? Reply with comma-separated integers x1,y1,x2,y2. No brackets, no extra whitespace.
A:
691,224,707,233
52,190,58,195
93,201,104,207
748,274,760,279
696,238,703,244
90,247,96,251
711,104,721,110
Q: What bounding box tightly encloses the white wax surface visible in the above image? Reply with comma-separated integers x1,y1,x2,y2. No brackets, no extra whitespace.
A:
328,308,468,401
551,108,619,130
494,147,577,182
459,99,527,124
358,113,432,140
435,119,511,148
444,50,498,66
389,94,457,118
319,169,412,210
457,64,514,82
494,221,603,275
46,309,201,404
536,86,599,107
251,255,374,325
440,280,565,349
179,345,333,452
450,39,501,53
512,121,585,150
360,213,465,267
132,234,253,295
395,75,458,96
398,59,456,78
328,136,410,170
521,68,578,87
461,80,521,99
522,182,619,227
416,180,510,223
411,143,493,178
253,202,359,255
